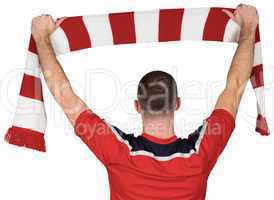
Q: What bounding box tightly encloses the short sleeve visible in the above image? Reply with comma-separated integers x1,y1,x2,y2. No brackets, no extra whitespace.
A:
74,109,121,166
198,109,235,170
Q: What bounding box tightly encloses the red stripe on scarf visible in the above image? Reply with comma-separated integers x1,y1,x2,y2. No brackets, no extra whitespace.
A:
203,8,234,41
251,64,264,89
28,35,38,54
20,74,43,101
256,114,269,136
109,12,136,44
5,126,46,152
255,26,261,43
158,8,184,42
60,16,91,51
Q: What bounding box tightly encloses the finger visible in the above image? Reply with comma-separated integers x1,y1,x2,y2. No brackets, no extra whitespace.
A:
240,4,249,8
234,8,238,14
41,14,51,17
49,15,55,22
222,9,235,20
234,5,243,14
55,17,67,27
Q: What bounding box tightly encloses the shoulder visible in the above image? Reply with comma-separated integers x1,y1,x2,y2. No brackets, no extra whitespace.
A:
205,109,236,134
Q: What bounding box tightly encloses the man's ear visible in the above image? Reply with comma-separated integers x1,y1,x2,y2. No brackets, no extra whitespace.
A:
175,97,181,111
134,100,142,113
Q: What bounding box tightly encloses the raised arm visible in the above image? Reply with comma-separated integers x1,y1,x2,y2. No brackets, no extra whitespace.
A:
31,15,87,126
215,5,259,119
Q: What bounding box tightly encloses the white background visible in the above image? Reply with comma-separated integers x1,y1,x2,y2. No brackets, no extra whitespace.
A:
0,0,273,199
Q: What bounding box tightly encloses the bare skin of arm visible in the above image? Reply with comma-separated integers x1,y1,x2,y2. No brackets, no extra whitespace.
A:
215,5,259,119
31,16,87,126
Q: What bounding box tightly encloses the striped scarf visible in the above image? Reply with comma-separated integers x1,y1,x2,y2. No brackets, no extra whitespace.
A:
5,7,270,152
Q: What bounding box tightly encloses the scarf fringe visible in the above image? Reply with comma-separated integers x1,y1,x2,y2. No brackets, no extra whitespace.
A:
5,126,46,152
256,115,270,136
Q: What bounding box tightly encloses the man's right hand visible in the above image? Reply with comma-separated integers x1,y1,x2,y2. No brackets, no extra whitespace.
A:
222,4,259,32
31,15,66,43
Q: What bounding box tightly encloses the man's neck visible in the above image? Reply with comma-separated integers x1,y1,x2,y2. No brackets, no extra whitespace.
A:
142,113,175,139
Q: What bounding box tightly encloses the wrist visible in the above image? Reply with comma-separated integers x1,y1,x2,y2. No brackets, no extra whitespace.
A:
239,25,256,42
34,36,51,47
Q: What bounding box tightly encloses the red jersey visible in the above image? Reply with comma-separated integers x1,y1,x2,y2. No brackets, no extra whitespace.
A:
74,109,235,200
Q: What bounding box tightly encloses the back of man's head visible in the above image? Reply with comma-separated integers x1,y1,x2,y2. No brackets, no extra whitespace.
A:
137,70,178,116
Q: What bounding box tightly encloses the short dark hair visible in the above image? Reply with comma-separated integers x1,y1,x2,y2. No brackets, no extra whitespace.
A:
137,71,178,115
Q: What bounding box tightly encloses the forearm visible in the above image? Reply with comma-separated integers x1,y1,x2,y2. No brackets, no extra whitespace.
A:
36,38,87,125
215,26,256,117
226,26,256,92
36,38,69,92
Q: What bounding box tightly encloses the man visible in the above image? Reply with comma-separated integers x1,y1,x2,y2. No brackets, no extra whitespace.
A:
31,4,258,200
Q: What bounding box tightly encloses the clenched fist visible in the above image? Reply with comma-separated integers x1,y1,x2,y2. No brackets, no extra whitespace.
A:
31,15,66,42
222,4,259,31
